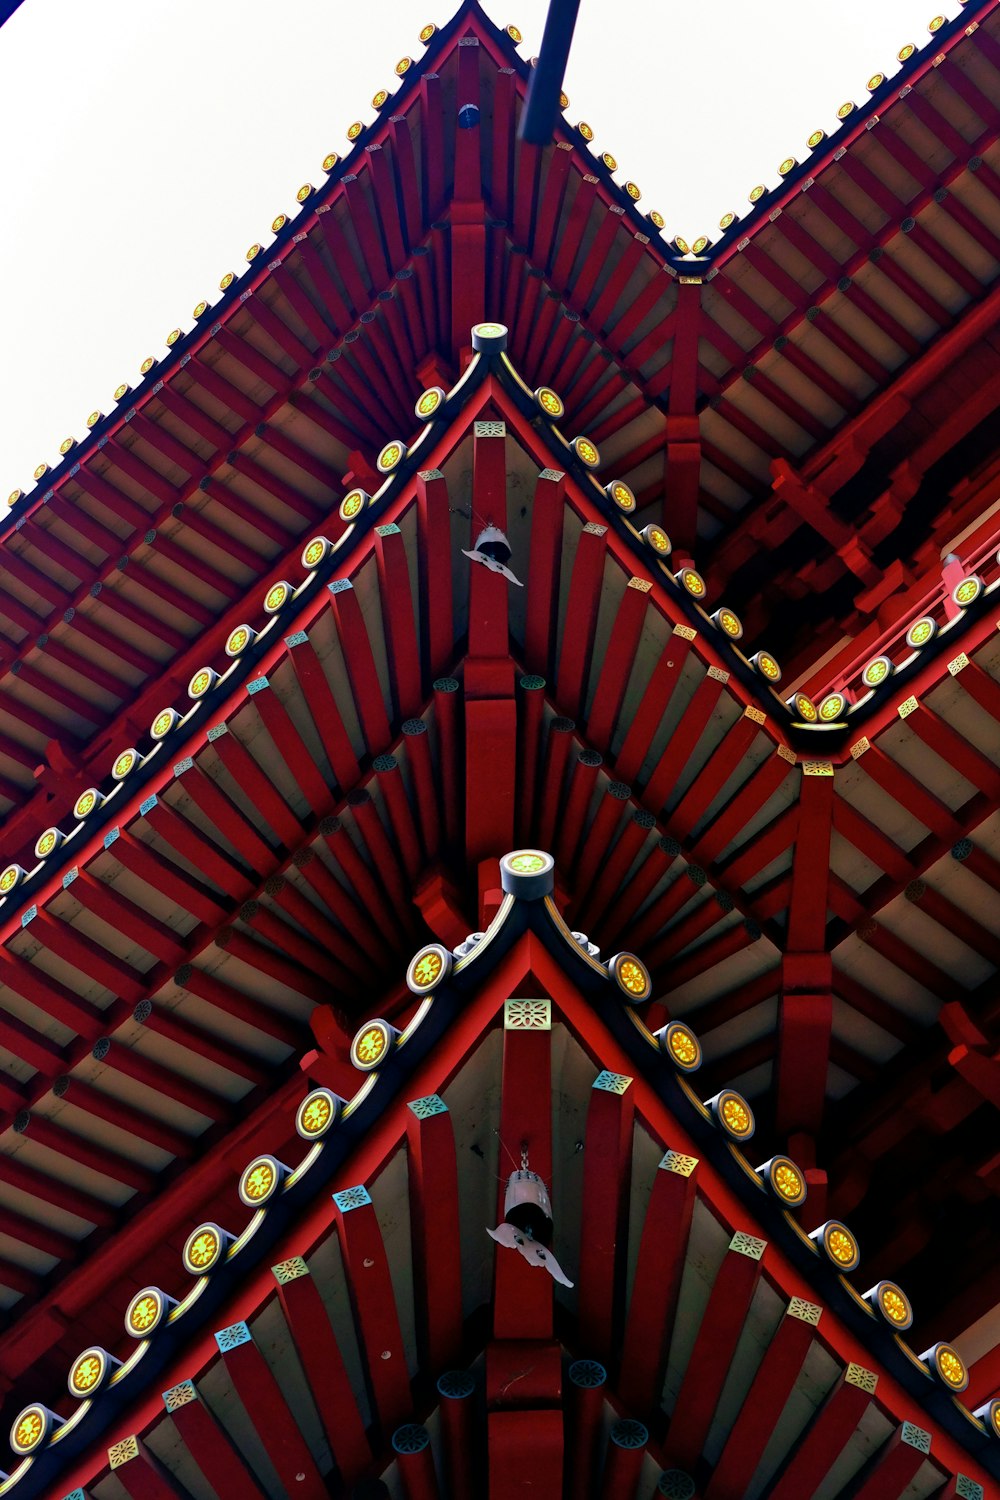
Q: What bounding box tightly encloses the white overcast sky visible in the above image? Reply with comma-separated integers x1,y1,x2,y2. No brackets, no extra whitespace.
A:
0,0,965,497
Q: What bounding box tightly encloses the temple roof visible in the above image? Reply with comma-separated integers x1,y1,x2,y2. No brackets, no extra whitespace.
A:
2,2,1000,1487
3,854,997,1497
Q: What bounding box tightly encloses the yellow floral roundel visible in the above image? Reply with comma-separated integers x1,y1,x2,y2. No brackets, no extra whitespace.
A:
347,121,364,141
610,951,652,1003
151,708,179,740
930,1342,968,1390
573,435,600,468
643,524,672,556
246,242,262,262
862,655,892,688
906,616,936,649
748,184,766,203
867,72,885,91
272,214,287,234
74,787,101,820
898,43,916,62
166,328,182,346
871,1279,912,1329
419,22,436,42
34,461,49,479
807,129,826,148
719,211,736,231
928,14,945,32
112,747,138,780
69,1348,107,1396
506,23,522,42
778,157,796,176
818,693,846,722
296,183,313,203
674,235,691,255
193,299,209,318
406,943,452,995
660,1020,702,1072
301,535,331,569
819,1219,859,1270
607,480,636,512
678,567,706,599
535,386,564,419
715,1089,755,1140
602,151,617,171
188,666,218,698
35,827,62,860
11,1404,48,1454
239,1154,283,1207
508,851,546,874
649,209,665,229
837,101,855,119
752,651,782,684
578,121,594,141
792,692,819,723
415,386,445,419
183,1223,224,1274
296,1086,340,1140
219,271,235,291
767,1155,806,1206
264,580,292,614
713,606,743,640
322,152,339,173
6,488,21,508
225,623,255,657
372,89,389,109
59,435,76,453
86,409,102,428
395,56,412,76
0,863,23,894
340,488,369,521
351,1018,395,1071
377,440,406,472
625,181,641,201
691,235,709,254
126,1287,168,1337
953,574,983,607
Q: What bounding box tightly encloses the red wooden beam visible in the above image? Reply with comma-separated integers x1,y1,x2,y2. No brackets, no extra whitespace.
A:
851,1423,938,1500
555,523,608,719
493,1009,553,1341
576,1070,633,1365
174,962,301,1049
617,1148,697,1414
375,521,423,722
247,679,332,819
575,806,653,936
524,468,566,678
328,579,393,756
272,1259,371,1482
766,1365,879,1500
613,625,696,786
406,1094,463,1371
334,1185,412,1435
555,751,602,871
162,1382,269,1499
705,1298,821,1499
285,631,361,795
666,1232,765,1471
106,1437,184,1500
212,1322,327,1498
205,721,304,851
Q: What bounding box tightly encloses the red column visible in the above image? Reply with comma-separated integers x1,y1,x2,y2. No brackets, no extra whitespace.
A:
565,1358,607,1500
392,1423,441,1500
333,1185,412,1435
272,1258,371,1482
767,1365,879,1500
212,1321,326,1498
162,1381,269,1498
618,1149,698,1414
705,1298,821,1498
406,1094,463,1372
666,1233,766,1472
576,1071,634,1365
599,1418,648,1500
106,1437,183,1500
493,1003,554,1341
437,1370,477,1500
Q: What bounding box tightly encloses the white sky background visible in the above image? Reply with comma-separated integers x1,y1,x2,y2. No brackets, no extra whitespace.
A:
0,0,967,498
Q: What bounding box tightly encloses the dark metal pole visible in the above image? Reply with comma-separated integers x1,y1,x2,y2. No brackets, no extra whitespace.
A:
519,0,582,145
